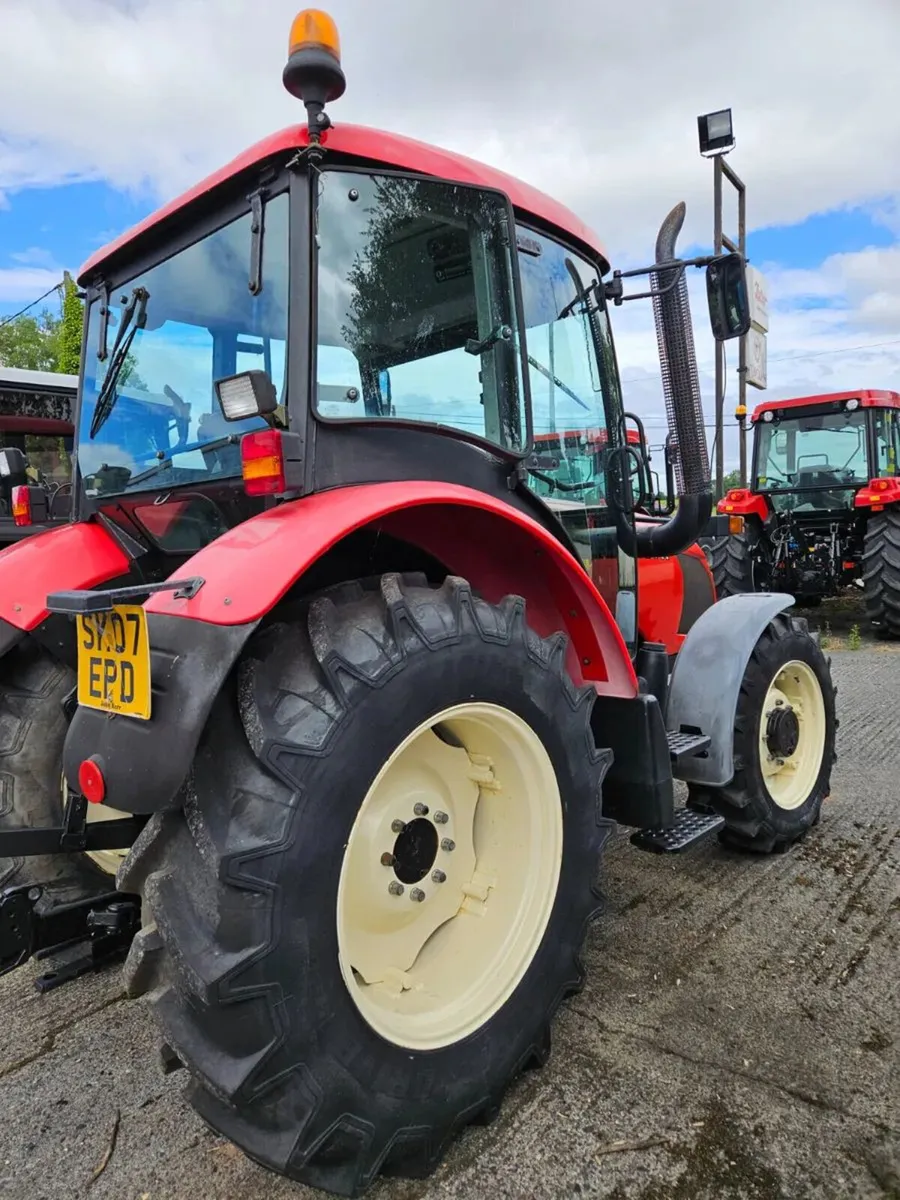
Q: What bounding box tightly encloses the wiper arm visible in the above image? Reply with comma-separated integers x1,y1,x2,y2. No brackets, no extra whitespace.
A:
89,287,149,439
126,433,240,488
525,354,590,411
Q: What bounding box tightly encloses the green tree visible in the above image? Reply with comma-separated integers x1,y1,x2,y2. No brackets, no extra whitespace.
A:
57,271,84,375
721,469,742,493
0,307,61,371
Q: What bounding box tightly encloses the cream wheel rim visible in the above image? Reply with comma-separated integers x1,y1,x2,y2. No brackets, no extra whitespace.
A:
759,659,826,811
336,702,563,1051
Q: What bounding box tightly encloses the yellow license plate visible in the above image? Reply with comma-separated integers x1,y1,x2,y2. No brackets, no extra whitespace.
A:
76,604,152,720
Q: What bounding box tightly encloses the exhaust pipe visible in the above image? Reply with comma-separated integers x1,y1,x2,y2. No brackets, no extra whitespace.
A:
614,203,712,557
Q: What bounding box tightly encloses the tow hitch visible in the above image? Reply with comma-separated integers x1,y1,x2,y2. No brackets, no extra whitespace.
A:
0,885,141,992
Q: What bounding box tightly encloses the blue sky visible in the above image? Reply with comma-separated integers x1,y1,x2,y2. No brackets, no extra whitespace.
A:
0,178,892,315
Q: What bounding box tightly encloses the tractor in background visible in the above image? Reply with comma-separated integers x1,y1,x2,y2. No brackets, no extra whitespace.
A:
0,10,836,1197
709,389,900,636
0,366,76,544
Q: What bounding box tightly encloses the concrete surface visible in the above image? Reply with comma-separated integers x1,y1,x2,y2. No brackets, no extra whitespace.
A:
1,649,898,1200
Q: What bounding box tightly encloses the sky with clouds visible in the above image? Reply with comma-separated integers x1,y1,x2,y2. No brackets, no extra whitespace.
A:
1,0,900,470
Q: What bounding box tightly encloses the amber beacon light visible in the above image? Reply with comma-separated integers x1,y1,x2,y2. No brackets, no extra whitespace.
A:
283,9,346,136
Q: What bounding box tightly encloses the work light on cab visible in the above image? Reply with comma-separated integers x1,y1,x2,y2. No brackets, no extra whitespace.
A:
214,369,278,422
283,8,346,134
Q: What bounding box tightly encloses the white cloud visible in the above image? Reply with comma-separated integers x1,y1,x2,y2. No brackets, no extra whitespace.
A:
1,0,899,478
0,265,62,304
0,0,899,259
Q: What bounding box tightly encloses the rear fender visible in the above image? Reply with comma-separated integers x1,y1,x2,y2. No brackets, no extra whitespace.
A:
717,488,771,522
854,477,900,510
665,592,794,787
63,482,638,815
0,521,130,632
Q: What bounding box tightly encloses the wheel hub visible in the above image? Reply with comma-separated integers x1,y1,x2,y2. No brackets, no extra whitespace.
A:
391,817,439,884
766,704,800,758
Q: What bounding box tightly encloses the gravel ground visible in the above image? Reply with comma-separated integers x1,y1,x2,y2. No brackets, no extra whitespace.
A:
1,649,898,1200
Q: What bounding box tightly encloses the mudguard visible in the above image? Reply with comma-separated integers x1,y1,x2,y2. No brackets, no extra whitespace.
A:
0,521,130,632
665,591,795,787
63,481,638,816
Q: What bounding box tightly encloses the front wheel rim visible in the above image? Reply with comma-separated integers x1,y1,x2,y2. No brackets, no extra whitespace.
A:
336,702,563,1051
758,659,826,811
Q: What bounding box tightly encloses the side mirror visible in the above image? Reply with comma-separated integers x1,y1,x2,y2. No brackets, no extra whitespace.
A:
706,253,751,342
0,447,28,490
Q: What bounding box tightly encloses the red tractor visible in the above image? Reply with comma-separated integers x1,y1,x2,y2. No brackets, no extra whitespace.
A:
0,12,836,1197
0,367,76,545
709,389,900,636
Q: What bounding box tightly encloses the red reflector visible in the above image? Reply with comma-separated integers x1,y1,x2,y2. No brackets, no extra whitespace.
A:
78,757,106,804
241,429,285,497
10,484,31,527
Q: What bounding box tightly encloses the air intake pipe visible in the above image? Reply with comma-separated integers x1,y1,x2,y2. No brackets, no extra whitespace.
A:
613,203,713,557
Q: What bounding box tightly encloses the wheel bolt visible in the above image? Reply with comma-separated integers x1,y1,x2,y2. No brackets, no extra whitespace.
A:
391,819,406,833
441,838,455,852
413,802,429,816
380,852,395,867
434,811,449,824
410,888,426,902
388,881,404,896
432,869,446,883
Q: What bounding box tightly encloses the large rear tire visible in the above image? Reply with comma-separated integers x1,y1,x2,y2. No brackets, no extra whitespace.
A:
861,508,900,639
688,614,836,853
0,641,108,899
119,573,614,1197
709,529,759,597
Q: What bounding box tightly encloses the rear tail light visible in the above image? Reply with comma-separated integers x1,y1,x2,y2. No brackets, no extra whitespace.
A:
11,485,31,527
728,515,745,534
240,429,303,497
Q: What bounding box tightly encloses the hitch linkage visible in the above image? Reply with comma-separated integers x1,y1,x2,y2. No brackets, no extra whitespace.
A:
0,884,141,992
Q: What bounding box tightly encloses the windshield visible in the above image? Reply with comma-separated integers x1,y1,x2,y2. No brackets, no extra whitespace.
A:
315,170,526,451
77,191,289,497
755,408,869,511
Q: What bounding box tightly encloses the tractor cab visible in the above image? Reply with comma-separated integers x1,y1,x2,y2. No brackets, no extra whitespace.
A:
711,390,900,632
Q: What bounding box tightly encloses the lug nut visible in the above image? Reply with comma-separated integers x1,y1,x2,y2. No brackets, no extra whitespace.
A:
441,838,456,852
388,881,404,896
413,802,429,816
410,888,426,902
391,819,406,833
434,811,449,824
432,869,446,883
380,852,395,867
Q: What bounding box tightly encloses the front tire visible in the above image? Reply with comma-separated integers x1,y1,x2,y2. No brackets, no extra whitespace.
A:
119,573,614,1196
689,614,836,853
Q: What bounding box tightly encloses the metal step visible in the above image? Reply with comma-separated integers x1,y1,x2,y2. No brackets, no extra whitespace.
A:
667,729,711,762
630,806,725,854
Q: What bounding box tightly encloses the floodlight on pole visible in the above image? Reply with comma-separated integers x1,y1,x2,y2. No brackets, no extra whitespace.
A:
697,108,735,158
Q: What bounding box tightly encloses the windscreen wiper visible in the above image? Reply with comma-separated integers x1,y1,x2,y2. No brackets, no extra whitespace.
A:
126,434,240,488
89,287,149,439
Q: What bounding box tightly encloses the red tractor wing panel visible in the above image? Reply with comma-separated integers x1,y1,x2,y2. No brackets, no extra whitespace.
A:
144,482,638,698
79,124,607,283
717,488,770,520
855,477,900,508
0,521,130,631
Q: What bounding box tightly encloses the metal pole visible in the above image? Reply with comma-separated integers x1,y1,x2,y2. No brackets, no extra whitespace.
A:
713,157,724,499
737,174,747,486
548,322,555,432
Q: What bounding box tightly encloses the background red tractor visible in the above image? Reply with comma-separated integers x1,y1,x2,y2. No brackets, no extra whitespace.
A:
0,367,76,545
709,389,900,635
0,10,836,1197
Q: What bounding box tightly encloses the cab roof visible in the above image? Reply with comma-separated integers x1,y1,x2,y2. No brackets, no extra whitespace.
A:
78,123,608,284
752,389,900,421
0,366,78,392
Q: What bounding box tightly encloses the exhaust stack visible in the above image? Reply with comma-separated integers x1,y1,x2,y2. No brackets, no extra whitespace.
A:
650,202,711,498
